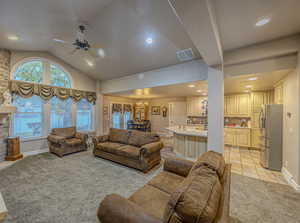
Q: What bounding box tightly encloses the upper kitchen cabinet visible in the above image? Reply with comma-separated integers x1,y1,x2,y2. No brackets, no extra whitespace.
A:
187,96,207,116
224,94,250,117
251,91,274,113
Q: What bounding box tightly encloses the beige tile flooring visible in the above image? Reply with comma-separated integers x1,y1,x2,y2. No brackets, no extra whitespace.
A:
224,146,287,185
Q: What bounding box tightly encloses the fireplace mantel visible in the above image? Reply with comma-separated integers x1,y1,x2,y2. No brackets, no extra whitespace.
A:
0,105,16,114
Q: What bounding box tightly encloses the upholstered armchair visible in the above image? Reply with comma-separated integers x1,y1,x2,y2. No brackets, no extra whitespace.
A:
47,127,88,157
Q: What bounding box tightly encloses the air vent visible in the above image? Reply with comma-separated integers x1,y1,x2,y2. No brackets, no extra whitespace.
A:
176,48,195,62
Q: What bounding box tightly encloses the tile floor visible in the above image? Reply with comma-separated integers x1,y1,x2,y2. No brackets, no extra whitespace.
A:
224,146,287,184
160,135,287,185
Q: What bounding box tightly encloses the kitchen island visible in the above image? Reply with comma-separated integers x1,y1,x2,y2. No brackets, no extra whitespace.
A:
166,126,207,160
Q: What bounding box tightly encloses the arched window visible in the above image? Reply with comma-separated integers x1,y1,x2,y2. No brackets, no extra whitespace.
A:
50,64,71,88
12,58,72,88
11,58,73,138
13,60,43,83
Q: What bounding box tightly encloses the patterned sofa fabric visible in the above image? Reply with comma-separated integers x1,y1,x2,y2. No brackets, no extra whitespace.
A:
93,128,163,172
98,151,231,223
47,127,88,157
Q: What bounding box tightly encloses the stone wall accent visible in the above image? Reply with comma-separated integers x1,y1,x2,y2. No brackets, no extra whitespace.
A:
0,49,11,161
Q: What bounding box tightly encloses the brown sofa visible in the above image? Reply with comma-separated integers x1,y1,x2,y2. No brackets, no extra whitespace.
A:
93,128,163,173
98,151,231,223
47,127,88,157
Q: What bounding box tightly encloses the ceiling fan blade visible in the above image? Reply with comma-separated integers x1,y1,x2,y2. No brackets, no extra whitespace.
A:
69,48,78,55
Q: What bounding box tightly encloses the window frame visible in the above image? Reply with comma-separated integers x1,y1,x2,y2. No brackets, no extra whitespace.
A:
76,99,95,132
10,57,94,141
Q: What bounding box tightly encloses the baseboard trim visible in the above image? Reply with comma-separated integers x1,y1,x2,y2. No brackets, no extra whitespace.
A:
23,148,49,157
282,167,300,191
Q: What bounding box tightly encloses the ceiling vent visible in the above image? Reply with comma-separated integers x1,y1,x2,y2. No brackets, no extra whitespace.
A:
176,48,195,62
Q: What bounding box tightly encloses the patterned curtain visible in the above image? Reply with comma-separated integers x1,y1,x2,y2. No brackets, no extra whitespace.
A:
123,104,132,112
10,80,97,104
112,104,122,113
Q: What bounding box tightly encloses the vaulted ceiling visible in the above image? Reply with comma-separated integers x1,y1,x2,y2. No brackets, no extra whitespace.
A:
0,0,300,81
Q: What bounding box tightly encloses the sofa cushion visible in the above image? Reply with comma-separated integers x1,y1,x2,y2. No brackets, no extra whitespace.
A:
128,130,160,147
65,138,82,146
129,184,171,220
52,127,76,139
190,151,225,179
163,166,222,223
118,145,141,160
109,128,130,144
97,142,125,154
147,171,185,194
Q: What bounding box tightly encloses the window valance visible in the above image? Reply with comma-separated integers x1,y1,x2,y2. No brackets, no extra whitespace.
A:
112,103,122,113
123,104,132,112
10,80,97,104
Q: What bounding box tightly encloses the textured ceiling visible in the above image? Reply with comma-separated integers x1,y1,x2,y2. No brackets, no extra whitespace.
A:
0,0,200,80
213,0,300,51
0,0,299,81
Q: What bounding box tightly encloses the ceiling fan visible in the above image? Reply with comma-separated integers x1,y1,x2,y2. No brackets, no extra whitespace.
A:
53,24,105,58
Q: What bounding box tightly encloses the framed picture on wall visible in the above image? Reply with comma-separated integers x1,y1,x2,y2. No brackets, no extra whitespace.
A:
151,106,161,115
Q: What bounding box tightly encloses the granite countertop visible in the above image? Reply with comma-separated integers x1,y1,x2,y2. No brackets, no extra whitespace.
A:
166,126,208,137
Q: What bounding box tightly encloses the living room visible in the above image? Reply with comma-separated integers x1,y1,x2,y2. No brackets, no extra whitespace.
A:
1,0,300,223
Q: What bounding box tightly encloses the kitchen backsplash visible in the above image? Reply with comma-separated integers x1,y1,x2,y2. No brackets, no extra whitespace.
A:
224,117,251,127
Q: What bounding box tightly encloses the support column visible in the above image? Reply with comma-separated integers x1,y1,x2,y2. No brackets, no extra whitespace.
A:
207,67,224,153
95,80,104,136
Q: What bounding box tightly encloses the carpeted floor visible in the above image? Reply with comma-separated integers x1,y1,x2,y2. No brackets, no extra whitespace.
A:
0,151,300,223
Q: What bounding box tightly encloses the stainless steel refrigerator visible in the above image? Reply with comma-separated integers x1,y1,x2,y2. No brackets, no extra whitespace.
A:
259,104,283,171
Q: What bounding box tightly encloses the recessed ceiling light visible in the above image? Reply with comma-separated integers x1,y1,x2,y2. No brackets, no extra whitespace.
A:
255,17,271,27
248,77,258,81
244,90,251,93
202,92,207,96
145,37,153,45
245,85,252,88
7,35,19,41
188,84,195,88
86,60,94,67
196,90,202,93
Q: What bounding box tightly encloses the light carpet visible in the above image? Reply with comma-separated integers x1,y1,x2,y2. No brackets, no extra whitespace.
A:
0,151,299,223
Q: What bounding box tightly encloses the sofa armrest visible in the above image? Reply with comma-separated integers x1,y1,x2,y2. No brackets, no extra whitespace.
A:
92,135,109,145
75,132,88,142
47,134,66,144
164,157,195,177
140,141,163,157
98,194,162,223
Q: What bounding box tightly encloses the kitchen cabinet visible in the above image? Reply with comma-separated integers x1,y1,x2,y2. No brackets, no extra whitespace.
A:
224,128,251,147
251,112,261,129
187,96,207,116
224,94,250,117
251,129,262,149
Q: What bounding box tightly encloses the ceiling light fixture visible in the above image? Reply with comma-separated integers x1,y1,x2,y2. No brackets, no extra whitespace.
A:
188,84,195,88
7,35,19,41
145,37,153,45
196,90,202,93
248,77,258,81
255,17,271,27
245,85,253,88
244,90,251,93
98,49,105,58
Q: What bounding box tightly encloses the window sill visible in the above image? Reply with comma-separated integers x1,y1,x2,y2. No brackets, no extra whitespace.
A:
20,136,47,142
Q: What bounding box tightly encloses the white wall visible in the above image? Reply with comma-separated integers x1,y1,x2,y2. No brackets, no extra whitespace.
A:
147,97,187,133
282,54,300,187
9,50,98,155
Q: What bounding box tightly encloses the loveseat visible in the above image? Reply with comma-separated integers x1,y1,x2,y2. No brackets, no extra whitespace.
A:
47,127,88,157
98,151,231,223
93,128,163,173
